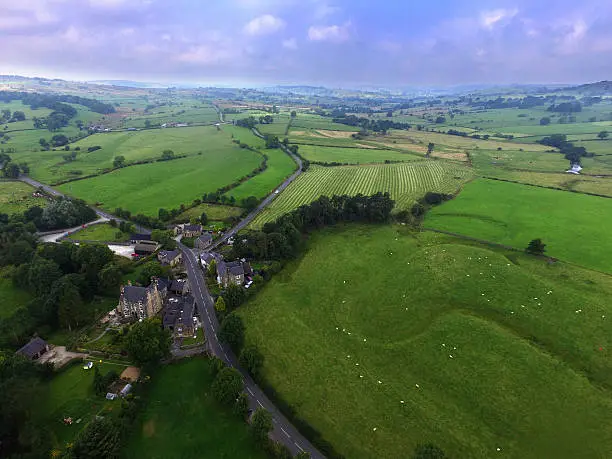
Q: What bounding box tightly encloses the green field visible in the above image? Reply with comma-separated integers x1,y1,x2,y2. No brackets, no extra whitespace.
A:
0,267,31,319
175,203,243,222
291,114,358,131
425,178,612,272
225,146,297,202
66,223,129,242
16,125,237,184
251,162,473,227
43,361,123,451
238,225,612,459
58,138,262,216
123,358,267,459
0,180,48,214
296,144,422,164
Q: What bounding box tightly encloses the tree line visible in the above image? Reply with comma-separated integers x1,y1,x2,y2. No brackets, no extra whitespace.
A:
538,134,594,165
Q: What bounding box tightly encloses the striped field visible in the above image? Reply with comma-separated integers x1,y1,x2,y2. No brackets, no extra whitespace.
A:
251,161,472,227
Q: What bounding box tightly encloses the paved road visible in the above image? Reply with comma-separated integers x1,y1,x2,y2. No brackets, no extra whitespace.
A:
180,245,323,458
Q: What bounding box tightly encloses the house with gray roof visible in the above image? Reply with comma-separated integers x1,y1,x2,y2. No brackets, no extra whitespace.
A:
216,260,253,288
118,278,168,321
16,337,49,360
158,250,182,267
162,294,196,338
194,233,213,250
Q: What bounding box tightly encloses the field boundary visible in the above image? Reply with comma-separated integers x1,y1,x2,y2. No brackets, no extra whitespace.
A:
481,175,612,199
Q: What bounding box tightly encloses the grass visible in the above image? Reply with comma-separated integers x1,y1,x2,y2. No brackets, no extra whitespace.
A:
57,142,262,216
66,223,130,242
238,225,612,459
296,144,422,164
175,203,243,222
0,180,48,215
425,178,612,272
0,267,31,319
225,146,297,202
123,358,268,459
251,161,473,227
43,360,125,451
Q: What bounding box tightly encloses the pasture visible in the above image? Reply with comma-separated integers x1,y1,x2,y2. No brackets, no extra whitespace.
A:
58,144,262,216
66,223,129,242
19,125,234,184
425,178,612,272
239,225,612,459
123,358,267,459
0,180,48,214
251,161,472,227
175,203,243,222
296,144,423,164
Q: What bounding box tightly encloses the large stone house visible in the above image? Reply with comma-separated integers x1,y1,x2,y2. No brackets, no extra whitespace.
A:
158,249,182,267
162,294,196,338
174,223,203,238
216,260,253,288
118,278,168,321
194,233,213,250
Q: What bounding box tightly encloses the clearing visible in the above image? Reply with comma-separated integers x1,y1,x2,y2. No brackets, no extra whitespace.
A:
66,223,130,242
238,225,612,459
0,180,48,215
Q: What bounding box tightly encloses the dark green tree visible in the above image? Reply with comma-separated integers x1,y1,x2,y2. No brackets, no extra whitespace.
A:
250,408,273,444
426,142,435,157
219,313,245,351
113,155,125,168
124,319,172,368
27,257,62,296
11,111,25,122
412,443,448,459
526,238,546,256
93,366,105,395
223,283,246,310
211,367,243,405
71,417,121,459
598,130,609,140
540,117,551,126
98,263,122,293
239,344,264,378
200,211,208,226
233,392,250,418
161,149,175,161
137,261,164,285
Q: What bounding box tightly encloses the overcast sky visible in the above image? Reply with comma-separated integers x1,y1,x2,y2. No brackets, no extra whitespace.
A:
1,0,611,87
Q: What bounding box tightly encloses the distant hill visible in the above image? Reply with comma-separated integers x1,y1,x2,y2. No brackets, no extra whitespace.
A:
88,79,166,89
559,81,612,95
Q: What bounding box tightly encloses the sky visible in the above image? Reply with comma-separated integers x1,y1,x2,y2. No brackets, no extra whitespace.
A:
1,0,611,88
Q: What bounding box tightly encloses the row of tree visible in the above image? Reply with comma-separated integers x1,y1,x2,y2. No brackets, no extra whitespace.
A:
538,134,594,164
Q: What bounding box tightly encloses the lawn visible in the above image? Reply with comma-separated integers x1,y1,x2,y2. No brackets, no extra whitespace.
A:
0,180,49,215
296,144,422,164
251,161,473,227
123,358,267,459
0,266,31,319
66,223,130,242
238,225,612,459
57,141,262,216
225,146,297,202
43,360,125,452
425,178,612,272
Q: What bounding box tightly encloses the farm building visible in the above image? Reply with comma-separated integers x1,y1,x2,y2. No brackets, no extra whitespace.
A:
130,233,152,243
134,240,160,255
16,337,49,360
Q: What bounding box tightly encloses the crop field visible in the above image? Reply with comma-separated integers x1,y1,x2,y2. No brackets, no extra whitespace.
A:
0,180,49,214
224,146,297,202
66,223,129,242
43,361,122,452
296,144,422,164
0,267,31,319
18,125,244,184
123,358,267,459
425,178,612,272
251,162,472,227
238,225,612,459
58,144,262,216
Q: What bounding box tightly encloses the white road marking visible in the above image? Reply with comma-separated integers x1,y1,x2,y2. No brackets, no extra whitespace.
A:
257,399,264,408
294,442,304,452
281,427,290,437
247,387,254,396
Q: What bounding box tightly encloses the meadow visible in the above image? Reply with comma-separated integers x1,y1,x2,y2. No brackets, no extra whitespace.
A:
66,223,130,242
175,203,243,222
251,161,473,227
224,145,297,202
43,360,123,452
296,144,423,164
123,358,267,459
238,225,612,459
58,144,262,216
0,180,48,214
425,178,612,272
290,114,358,131
0,267,32,319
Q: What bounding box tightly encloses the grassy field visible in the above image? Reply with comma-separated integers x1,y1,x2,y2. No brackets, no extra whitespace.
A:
291,114,358,131
238,225,612,459
43,360,123,452
0,267,31,319
17,125,237,184
0,180,49,214
425,178,612,272
123,358,267,459
66,223,130,242
175,203,243,222
57,139,262,216
251,161,473,227
224,146,297,202
296,144,422,164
